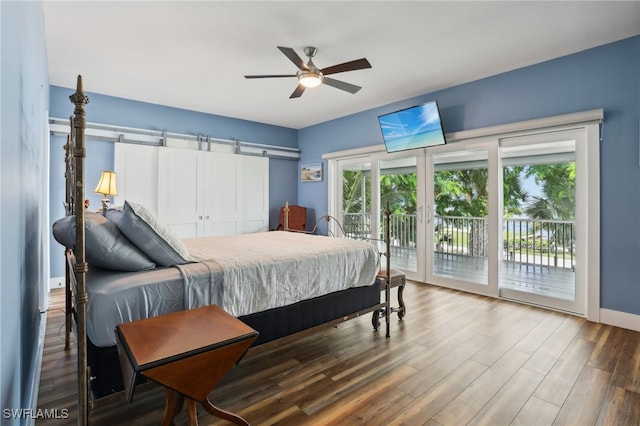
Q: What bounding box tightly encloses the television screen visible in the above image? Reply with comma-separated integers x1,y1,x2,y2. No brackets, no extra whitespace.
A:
378,100,446,153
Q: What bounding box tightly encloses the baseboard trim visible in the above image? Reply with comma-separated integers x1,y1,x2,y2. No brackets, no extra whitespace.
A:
49,276,64,290
599,308,640,332
27,310,47,426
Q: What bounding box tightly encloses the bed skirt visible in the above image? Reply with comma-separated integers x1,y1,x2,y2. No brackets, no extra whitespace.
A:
88,279,382,398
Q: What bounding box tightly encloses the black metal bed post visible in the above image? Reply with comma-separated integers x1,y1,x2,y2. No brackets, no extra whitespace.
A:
70,75,90,426
384,203,391,338
63,135,73,351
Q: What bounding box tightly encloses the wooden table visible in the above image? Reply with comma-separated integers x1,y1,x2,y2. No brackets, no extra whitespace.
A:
116,305,258,425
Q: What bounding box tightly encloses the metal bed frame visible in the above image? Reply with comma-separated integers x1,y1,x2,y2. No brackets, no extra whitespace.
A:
62,75,393,425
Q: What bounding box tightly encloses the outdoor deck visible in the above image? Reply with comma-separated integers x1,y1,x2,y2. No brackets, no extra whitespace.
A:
347,212,576,303
390,248,575,301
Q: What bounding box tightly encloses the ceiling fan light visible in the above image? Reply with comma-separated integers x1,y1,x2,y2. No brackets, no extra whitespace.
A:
298,72,323,88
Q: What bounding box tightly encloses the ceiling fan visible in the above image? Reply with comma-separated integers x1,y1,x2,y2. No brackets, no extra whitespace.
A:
244,46,372,99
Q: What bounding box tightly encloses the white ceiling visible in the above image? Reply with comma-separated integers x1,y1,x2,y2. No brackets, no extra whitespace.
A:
44,1,640,129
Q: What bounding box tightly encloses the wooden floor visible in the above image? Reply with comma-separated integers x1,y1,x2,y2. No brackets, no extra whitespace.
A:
37,284,640,425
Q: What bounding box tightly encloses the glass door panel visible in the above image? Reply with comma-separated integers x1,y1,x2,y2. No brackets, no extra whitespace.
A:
499,135,581,313
379,157,418,274
430,148,489,287
339,159,372,239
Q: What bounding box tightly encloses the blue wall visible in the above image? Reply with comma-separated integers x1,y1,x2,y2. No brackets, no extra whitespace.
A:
48,89,299,277
298,36,640,316
1,1,50,422
48,37,640,317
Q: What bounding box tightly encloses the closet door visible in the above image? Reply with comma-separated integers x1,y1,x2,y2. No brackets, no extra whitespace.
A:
237,155,269,233
142,147,269,238
204,152,239,236
203,153,268,235
114,143,159,211
158,147,205,238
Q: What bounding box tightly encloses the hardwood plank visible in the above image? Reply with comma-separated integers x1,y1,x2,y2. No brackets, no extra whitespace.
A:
397,332,492,397
588,325,629,372
467,367,545,426
611,329,640,393
522,316,585,375
306,364,417,426
302,341,426,415
596,385,640,426
471,317,538,366
552,366,611,425
388,359,488,425
512,311,565,355
510,396,560,426
432,349,531,425
533,336,594,406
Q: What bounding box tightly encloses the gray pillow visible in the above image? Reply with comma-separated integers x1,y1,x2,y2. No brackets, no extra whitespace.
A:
52,212,156,272
106,201,192,266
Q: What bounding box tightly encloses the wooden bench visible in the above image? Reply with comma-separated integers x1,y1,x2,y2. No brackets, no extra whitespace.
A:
116,305,258,426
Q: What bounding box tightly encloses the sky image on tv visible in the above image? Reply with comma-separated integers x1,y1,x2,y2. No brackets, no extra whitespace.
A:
379,101,446,152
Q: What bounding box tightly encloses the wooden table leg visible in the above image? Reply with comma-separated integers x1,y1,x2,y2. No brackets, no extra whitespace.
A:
161,388,183,426
201,397,250,426
187,398,199,426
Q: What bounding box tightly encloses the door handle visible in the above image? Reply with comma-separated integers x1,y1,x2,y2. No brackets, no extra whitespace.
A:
418,206,423,224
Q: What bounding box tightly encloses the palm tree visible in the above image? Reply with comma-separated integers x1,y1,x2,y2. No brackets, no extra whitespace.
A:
525,162,575,220
434,167,527,256
342,170,371,237
524,162,575,252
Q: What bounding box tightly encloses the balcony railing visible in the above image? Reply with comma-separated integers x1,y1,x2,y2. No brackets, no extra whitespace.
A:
342,212,575,270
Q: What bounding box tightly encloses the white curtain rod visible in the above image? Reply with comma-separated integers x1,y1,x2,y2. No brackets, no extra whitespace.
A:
48,117,300,160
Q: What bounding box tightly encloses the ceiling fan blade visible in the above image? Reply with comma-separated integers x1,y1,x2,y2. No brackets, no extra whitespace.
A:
244,74,296,79
321,58,371,76
278,46,308,70
322,77,362,94
290,84,306,99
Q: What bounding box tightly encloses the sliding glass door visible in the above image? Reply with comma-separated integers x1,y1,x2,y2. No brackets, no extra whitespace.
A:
498,131,582,313
426,146,498,295
328,114,598,317
339,158,372,240
335,153,425,281
424,130,585,314
378,157,421,275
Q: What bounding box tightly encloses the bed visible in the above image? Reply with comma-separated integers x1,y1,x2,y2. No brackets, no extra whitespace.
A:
58,76,393,422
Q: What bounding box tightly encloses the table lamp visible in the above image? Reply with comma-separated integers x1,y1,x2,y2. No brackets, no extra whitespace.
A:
94,170,117,214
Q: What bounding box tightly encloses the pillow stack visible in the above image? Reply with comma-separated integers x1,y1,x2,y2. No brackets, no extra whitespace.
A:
52,201,192,272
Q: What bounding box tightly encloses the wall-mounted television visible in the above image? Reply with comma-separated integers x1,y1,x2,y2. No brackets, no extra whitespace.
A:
378,100,447,153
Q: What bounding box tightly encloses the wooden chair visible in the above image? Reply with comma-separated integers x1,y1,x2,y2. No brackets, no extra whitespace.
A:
277,205,307,232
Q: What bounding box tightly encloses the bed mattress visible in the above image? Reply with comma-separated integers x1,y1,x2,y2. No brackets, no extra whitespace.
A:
86,231,380,347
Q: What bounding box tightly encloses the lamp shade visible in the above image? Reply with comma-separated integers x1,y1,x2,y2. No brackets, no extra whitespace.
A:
298,71,323,88
94,171,118,197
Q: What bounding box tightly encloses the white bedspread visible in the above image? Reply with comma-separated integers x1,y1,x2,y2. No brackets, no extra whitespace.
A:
182,231,380,317
85,231,380,347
